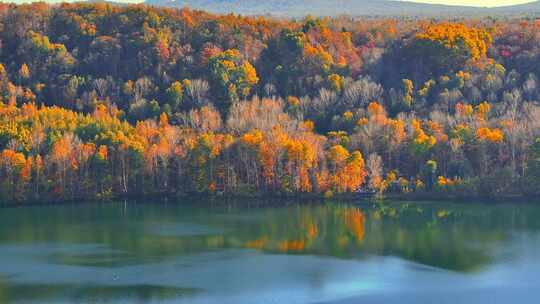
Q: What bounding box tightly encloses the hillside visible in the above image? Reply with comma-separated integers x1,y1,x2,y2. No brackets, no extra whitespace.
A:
1,2,540,202
144,0,540,16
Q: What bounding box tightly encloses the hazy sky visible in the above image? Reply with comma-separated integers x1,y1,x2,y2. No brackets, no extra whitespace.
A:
7,0,538,7
406,0,535,7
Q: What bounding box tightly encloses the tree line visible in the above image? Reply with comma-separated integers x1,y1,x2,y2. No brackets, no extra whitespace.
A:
1,3,540,203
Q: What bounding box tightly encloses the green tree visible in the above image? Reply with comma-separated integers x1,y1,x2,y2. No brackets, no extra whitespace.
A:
208,49,259,112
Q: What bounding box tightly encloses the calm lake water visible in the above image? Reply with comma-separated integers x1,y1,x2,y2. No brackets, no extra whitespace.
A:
0,199,539,303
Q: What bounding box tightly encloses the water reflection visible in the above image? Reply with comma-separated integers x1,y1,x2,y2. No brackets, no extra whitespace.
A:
0,282,199,303
0,200,539,303
0,202,534,270
211,203,502,273
241,205,366,254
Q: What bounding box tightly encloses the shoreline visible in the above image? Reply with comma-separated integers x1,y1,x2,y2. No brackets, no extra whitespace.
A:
1,190,537,209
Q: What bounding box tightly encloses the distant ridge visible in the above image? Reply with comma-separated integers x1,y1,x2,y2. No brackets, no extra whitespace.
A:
491,0,540,12
144,0,540,17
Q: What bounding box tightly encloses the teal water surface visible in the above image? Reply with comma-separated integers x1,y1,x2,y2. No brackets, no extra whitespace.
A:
0,200,539,303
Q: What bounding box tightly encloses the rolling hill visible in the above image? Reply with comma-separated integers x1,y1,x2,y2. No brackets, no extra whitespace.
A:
144,0,540,17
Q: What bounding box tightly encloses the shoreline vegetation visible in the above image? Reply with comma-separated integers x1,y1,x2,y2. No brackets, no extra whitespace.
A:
1,3,540,205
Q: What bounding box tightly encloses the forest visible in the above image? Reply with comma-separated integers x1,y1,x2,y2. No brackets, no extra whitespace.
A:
1,2,540,203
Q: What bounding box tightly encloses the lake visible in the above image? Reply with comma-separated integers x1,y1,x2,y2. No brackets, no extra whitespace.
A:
0,199,539,303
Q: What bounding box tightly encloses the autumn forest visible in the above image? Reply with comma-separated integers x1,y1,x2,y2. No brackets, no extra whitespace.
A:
1,2,540,203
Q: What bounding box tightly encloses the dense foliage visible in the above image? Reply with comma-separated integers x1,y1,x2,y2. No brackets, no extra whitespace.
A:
1,3,540,203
